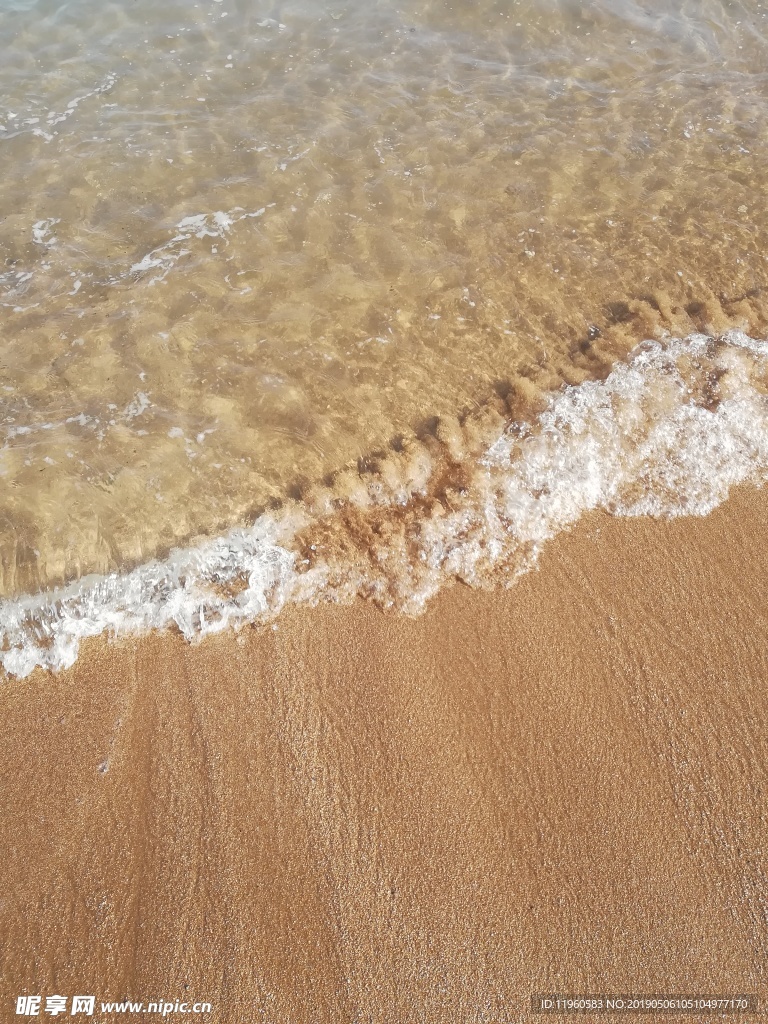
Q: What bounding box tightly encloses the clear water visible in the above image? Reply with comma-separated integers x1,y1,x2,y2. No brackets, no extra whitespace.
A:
2,0,768,670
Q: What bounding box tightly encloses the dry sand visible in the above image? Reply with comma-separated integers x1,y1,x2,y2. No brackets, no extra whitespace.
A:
2,487,767,1023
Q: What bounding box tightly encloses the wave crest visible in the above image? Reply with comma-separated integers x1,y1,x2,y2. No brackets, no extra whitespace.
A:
3,330,768,678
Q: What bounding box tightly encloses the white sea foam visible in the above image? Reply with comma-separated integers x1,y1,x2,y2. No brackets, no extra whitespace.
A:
2,329,768,678
129,205,272,283
44,73,118,131
32,218,60,246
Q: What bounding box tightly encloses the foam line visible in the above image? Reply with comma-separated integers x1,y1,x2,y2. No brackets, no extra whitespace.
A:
2,330,767,678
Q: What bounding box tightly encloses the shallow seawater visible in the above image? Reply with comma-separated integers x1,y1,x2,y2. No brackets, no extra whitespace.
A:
1,0,768,662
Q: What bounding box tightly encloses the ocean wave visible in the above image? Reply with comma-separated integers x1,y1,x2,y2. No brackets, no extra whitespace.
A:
2,329,768,678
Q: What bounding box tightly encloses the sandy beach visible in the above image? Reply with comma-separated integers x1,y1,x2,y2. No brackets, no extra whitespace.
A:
2,486,766,1022
4,2,768,1021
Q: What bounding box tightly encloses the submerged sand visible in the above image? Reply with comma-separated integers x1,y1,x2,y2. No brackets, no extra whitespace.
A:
2,487,767,1022
5,0,768,597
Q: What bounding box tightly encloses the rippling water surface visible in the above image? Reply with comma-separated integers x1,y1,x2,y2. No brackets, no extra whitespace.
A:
2,0,768,598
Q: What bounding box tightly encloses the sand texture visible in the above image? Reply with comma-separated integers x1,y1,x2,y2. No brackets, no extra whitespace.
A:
2,488,767,1023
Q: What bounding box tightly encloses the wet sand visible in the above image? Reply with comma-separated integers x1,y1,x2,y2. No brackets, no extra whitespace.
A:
2,487,767,1023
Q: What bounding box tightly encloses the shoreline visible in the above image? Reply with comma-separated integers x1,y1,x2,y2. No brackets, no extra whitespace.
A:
5,328,768,680
2,486,767,1022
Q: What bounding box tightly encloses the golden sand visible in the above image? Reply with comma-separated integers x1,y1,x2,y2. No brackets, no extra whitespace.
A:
1,487,767,1022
